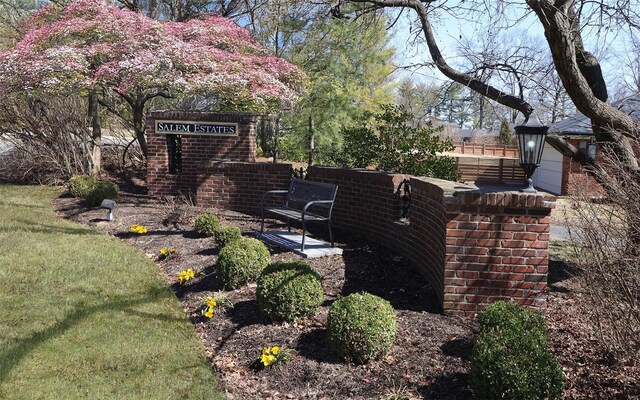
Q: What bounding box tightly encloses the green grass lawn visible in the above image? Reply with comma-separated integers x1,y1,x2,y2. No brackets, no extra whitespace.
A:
0,185,223,399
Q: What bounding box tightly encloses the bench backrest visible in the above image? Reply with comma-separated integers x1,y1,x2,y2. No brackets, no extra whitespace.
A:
286,179,338,209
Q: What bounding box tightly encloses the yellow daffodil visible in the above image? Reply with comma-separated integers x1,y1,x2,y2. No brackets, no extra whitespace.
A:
160,247,168,256
260,353,275,367
130,224,148,234
271,346,280,355
204,307,214,318
205,297,217,308
177,269,196,284
130,225,149,235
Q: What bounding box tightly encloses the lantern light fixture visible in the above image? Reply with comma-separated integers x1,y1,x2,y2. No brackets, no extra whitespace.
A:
515,114,549,193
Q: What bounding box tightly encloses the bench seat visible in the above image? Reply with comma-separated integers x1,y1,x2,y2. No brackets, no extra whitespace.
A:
263,207,328,222
260,179,338,251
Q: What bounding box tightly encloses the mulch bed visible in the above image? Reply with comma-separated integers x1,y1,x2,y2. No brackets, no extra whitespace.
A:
53,190,639,399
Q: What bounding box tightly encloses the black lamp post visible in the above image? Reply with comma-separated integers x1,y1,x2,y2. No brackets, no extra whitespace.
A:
515,114,548,193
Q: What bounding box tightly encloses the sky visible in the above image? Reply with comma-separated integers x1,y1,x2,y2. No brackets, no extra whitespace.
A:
387,5,629,93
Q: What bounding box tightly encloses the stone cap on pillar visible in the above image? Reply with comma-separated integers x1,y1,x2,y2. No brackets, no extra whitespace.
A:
410,177,556,210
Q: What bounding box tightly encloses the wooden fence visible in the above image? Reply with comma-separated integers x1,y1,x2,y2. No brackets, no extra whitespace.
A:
453,142,519,158
455,156,526,183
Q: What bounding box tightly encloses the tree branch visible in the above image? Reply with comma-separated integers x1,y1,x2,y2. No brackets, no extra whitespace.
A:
526,0,640,141
339,0,534,117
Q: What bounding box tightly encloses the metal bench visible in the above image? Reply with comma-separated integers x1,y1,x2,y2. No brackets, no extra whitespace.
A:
260,179,338,251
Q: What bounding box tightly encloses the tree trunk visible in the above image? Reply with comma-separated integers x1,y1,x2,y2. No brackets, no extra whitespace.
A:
272,114,280,164
133,102,148,158
88,89,101,175
526,0,640,143
308,114,315,167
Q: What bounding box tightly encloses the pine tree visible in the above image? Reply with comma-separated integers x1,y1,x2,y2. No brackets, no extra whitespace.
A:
498,119,513,145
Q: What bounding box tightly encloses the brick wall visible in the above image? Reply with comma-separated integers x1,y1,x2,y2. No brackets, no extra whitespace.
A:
561,139,605,196
196,161,292,214
442,190,553,315
146,111,259,196
308,166,555,317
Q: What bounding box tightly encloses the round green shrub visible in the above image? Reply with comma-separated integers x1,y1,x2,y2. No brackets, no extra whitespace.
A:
194,213,220,237
478,301,547,338
216,237,270,289
470,302,564,400
256,260,323,322
326,292,397,364
67,175,97,198
84,180,118,207
214,225,242,248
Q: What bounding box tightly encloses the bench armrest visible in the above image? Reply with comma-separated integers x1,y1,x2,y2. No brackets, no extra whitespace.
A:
302,200,335,220
261,190,289,209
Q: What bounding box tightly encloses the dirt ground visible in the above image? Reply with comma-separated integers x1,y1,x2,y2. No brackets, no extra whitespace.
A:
53,189,639,400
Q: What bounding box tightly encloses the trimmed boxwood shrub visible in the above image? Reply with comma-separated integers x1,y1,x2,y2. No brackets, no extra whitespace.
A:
326,292,397,364
67,175,97,198
84,180,118,206
256,260,323,322
478,301,547,336
216,237,270,289
194,213,220,237
214,225,242,248
470,301,564,400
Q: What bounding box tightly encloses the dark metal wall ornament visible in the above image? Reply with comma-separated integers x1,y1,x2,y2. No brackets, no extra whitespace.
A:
395,178,412,219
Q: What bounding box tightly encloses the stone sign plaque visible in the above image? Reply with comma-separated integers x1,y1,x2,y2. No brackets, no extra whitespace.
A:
155,120,238,136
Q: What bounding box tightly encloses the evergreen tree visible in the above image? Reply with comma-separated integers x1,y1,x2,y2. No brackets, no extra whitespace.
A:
498,119,513,146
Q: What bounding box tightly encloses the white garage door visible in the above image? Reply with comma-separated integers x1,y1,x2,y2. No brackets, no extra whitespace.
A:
533,143,563,195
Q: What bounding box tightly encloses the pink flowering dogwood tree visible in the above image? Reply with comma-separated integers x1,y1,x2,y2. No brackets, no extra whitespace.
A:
0,0,305,163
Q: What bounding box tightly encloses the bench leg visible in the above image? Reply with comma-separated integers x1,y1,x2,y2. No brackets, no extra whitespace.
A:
328,221,334,247
301,221,306,252
287,218,291,232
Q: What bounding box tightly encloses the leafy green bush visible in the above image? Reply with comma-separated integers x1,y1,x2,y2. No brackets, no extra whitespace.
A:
84,180,118,207
341,104,461,181
216,237,270,289
256,260,323,322
214,225,242,248
478,301,547,338
326,292,397,364
67,175,97,198
194,213,220,237
470,301,564,400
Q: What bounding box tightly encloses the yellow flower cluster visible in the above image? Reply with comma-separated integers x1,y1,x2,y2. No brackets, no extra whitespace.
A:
159,247,176,258
130,224,148,234
260,346,280,367
203,296,217,318
178,268,195,284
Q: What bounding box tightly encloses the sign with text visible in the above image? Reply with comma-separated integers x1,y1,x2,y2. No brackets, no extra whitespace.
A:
155,120,238,136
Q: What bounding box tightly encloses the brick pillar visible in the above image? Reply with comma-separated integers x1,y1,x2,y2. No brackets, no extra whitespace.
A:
441,188,555,316
146,111,259,196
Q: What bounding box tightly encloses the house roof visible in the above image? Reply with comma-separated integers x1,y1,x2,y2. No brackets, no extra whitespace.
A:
549,93,640,136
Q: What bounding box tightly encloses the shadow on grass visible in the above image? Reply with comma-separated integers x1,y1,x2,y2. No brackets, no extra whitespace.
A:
0,218,100,236
0,200,46,209
0,286,177,384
